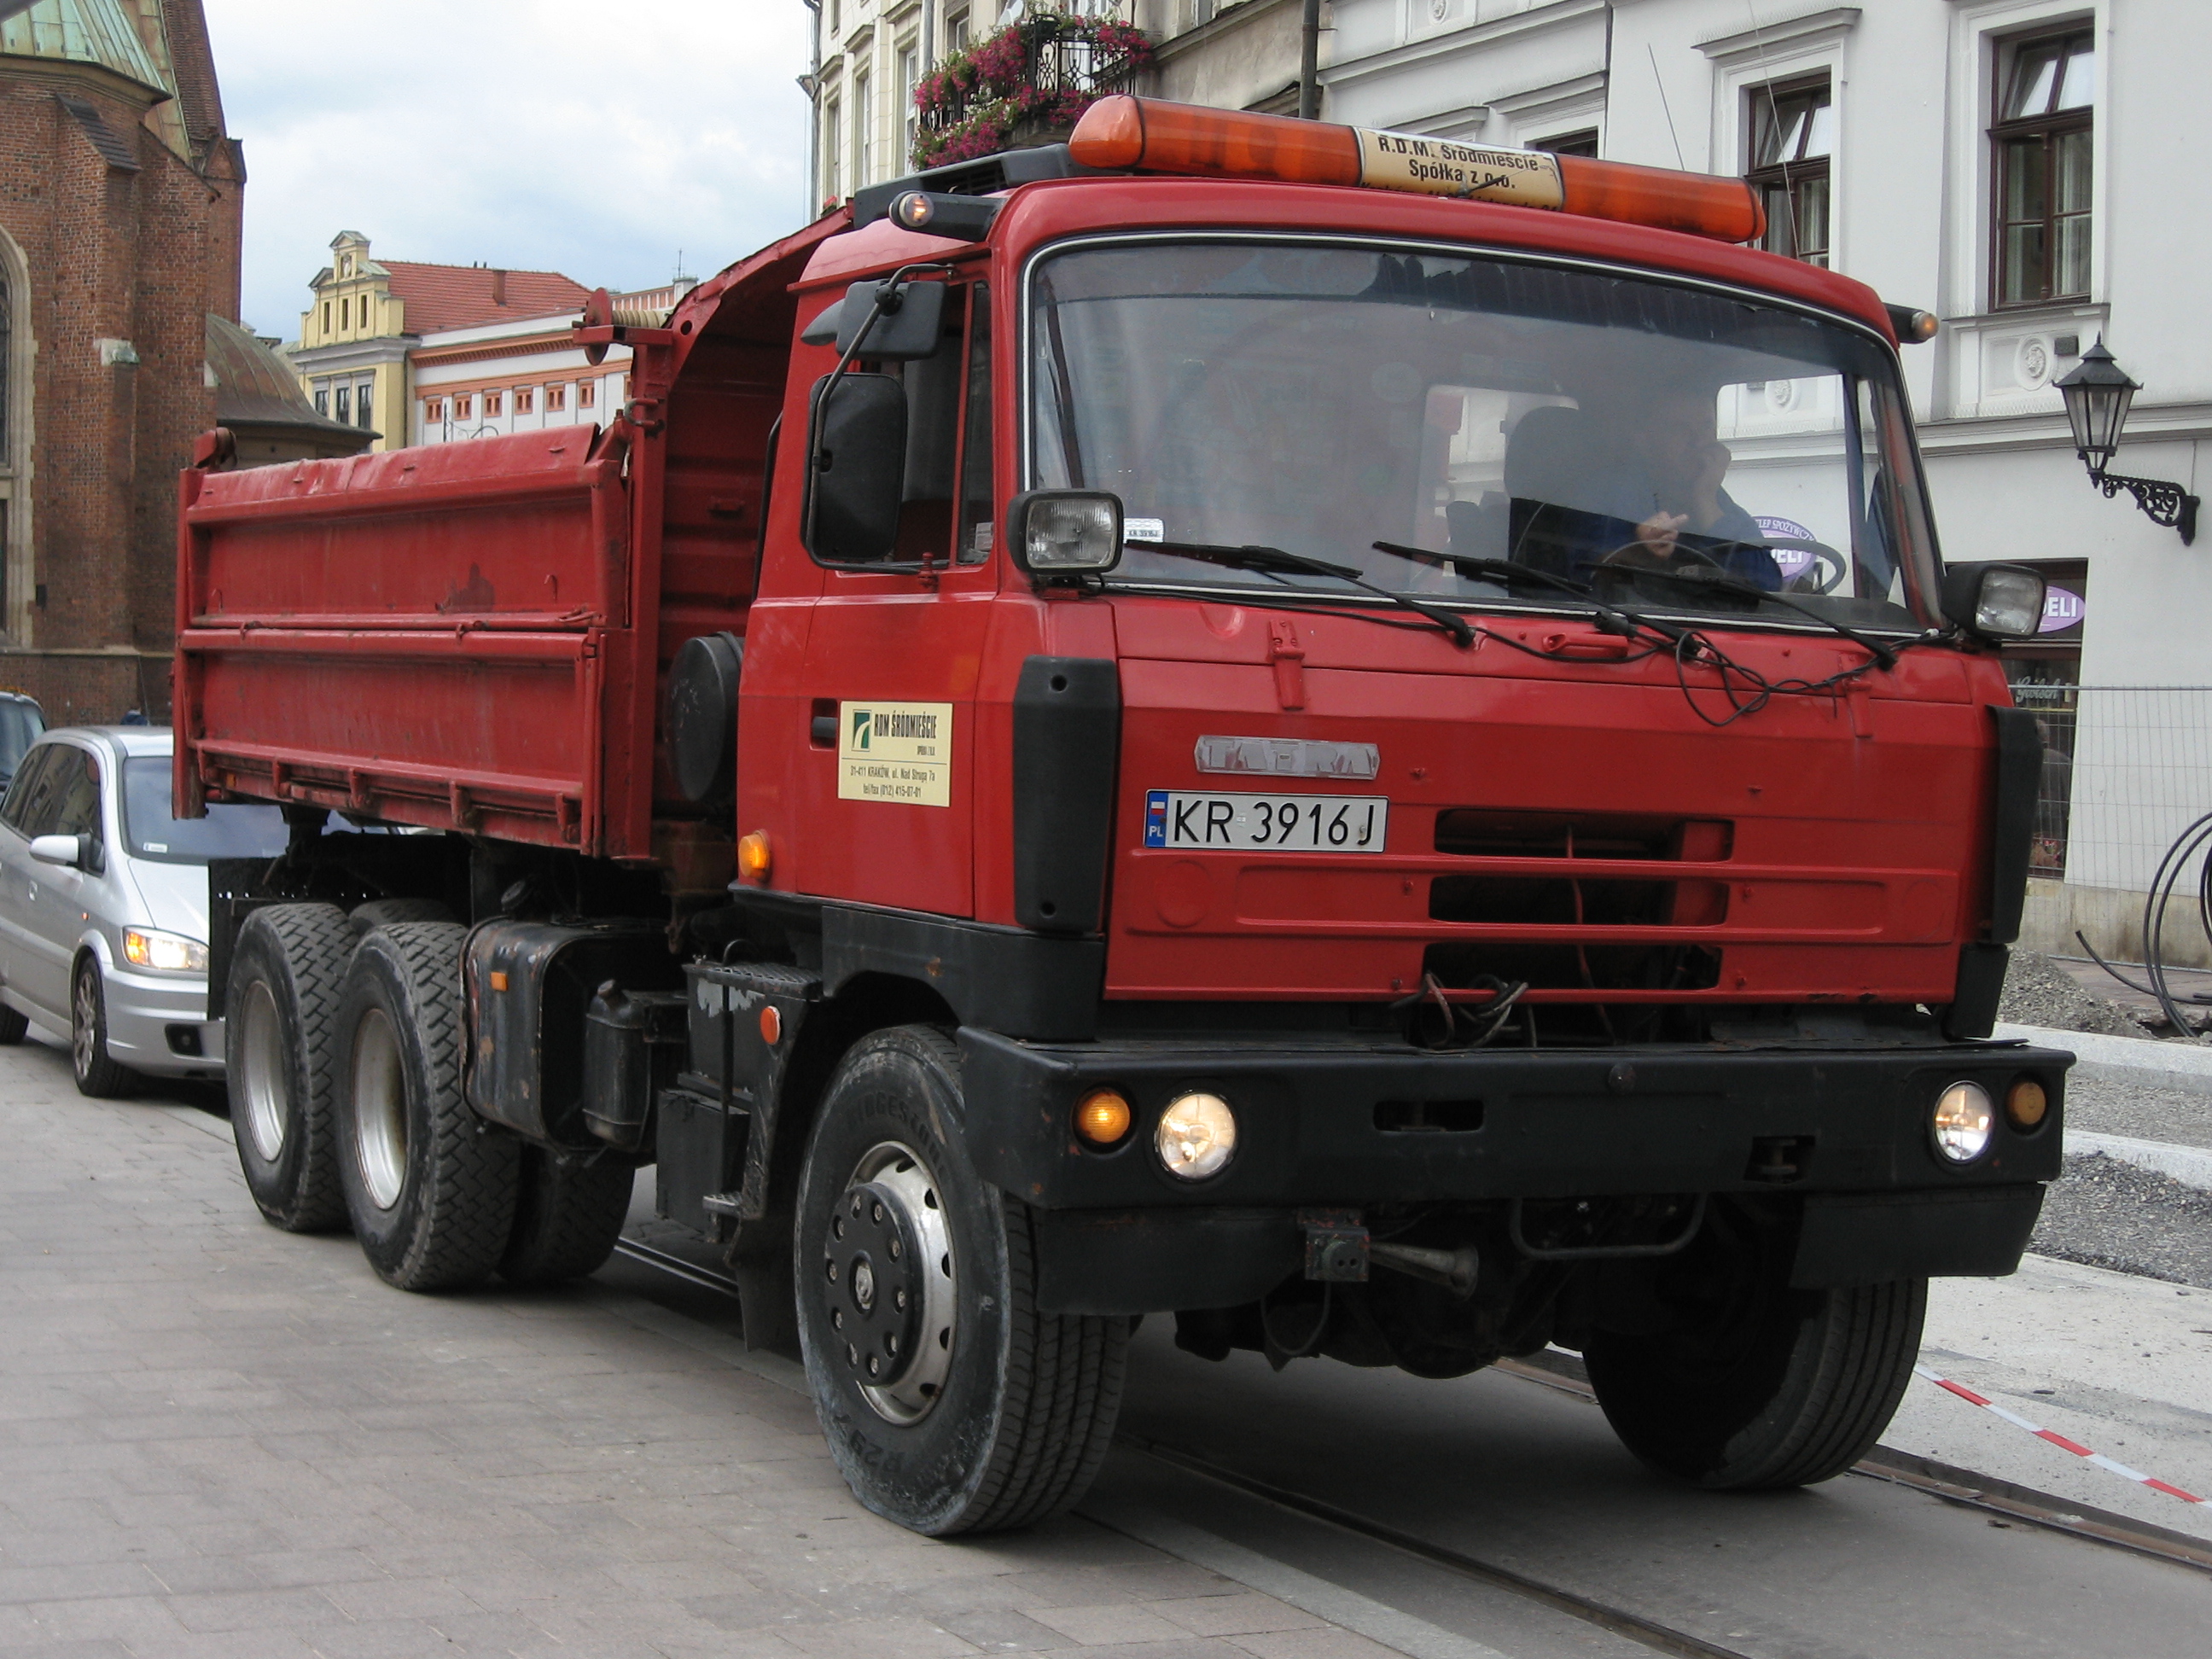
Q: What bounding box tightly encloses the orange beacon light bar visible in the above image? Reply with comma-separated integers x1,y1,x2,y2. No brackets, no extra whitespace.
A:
1069,96,1767,247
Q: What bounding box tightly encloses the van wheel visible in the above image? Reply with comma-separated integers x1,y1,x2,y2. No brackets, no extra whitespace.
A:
1584,1225,1925,1490
72,958,137,1098
227,904,355,1231
500,1149,633,1286
795,1026,1128,1535
336,923,518,1291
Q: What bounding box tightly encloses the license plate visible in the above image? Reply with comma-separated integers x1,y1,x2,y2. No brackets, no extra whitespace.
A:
1144,790,1390,853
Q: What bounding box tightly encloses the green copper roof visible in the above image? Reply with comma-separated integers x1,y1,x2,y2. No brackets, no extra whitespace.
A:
0,0,174,96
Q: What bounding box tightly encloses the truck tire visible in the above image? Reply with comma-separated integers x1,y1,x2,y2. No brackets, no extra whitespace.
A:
335,922,519,1291
227,903,355,1231
1584,1250,1926,1491
500,1149,633,1286
350,898,455,933
795,1025,1127,1536
72,957,137,1098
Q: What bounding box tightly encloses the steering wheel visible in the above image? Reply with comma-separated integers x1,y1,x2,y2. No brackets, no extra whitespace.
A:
1759,538,1848,595
1596,538,1728,574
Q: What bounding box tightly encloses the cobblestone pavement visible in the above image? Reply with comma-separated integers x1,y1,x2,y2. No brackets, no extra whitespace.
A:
0,1035,1382,1659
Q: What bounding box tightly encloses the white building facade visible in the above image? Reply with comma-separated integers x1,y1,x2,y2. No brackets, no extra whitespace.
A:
1321,0,2211,960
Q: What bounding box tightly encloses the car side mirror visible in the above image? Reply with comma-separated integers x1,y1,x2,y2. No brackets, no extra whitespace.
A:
800,278,949,361
805,372,908,562
1941,562,2047,642
29,833,81,870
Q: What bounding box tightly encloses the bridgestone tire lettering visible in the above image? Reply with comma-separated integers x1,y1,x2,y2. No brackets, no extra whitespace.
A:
795,1025,1128,1535
227,903,355,1232
335,922,519,1291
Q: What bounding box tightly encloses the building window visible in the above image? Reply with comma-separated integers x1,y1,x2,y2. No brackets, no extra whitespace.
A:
827,0,839,33
946,7,969,51
357,381,374,429
547,384,566,412
322,303,331,334
425,398,445,422
485,390,504,417
335,385,351,424
854,71,873,187
1748,79,1832,267
1993,28,2093,308
1533,131,1599,158
899,43,920,166
516,387,534,415
314,385,329,416
579,379,596,409
823,96,842,202
0,275,10,458
456,393,474,421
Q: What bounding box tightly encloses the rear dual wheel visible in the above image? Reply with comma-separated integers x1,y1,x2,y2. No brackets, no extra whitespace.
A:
228,904,355,1231
795,1026,1128,1535
335,923,518,1291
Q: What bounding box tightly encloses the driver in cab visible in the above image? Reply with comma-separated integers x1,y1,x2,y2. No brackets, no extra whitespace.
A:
1502,387,1784,591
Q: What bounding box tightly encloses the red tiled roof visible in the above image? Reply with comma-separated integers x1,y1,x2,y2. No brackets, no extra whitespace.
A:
381,261,594,335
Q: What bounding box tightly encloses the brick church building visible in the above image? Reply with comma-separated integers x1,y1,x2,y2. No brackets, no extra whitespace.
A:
0,0,243,723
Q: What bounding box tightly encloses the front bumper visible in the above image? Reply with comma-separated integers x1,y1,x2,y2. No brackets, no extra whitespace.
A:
958,1028,2070,1313
103,967,224,1076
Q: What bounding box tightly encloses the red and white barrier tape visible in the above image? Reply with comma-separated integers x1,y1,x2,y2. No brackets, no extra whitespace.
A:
1913,1363,2205,1506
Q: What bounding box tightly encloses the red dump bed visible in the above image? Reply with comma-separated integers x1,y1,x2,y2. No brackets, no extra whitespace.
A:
175,428,648,855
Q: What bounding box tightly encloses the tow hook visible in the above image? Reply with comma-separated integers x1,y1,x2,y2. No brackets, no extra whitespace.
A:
1369,1241,1481,1297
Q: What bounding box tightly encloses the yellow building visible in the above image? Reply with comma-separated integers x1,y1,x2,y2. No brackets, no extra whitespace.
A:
287,231,594,452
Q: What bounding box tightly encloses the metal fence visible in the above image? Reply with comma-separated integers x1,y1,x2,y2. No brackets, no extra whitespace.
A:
2011,685,2212,889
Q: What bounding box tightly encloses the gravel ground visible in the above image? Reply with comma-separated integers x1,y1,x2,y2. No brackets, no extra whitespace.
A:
2000,947,2157,1036
2029,1153,2212,1289
2063,1074,2212,1148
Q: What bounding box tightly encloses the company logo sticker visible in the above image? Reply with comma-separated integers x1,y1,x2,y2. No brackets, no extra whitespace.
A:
837,701,953,807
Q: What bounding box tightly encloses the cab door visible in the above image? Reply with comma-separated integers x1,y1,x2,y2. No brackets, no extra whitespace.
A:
788,281,998,917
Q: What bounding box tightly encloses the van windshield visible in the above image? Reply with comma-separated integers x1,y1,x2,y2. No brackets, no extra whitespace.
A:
1027,239,1941,632
122,757,288,864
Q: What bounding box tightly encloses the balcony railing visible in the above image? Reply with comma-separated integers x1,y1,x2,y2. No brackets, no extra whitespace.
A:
914,13,1152,168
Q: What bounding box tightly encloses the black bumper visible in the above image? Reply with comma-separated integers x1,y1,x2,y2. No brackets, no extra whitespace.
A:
958,1029,2069,1313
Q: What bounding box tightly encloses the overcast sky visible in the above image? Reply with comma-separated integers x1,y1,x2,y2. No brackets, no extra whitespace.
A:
202,1,814,340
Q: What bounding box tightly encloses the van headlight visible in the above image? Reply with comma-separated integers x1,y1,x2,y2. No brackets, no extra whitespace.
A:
1931,1080,1994,1163
123,928,208,975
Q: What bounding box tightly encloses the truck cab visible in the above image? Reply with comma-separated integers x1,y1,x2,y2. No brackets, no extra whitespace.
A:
178,96,2068,1538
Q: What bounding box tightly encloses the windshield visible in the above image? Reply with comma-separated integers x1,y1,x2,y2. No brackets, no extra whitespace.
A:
0,701,43,782
1027,240,1940,632
122,757,288,864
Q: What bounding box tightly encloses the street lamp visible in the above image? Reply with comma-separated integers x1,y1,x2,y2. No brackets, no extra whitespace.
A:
2053,338,2198,545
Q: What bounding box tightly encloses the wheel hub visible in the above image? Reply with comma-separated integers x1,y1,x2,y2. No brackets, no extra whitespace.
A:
824,1180,923,1388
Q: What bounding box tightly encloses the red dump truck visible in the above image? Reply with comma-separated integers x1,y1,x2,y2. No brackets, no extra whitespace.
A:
178,96,2069,1535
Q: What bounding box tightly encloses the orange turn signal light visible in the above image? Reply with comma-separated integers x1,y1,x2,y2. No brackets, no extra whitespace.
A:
2005,1076,2048,1132
1070,96,1765,245
760,1004,783,1046
1074,1087,1133,1148
737,830,772,884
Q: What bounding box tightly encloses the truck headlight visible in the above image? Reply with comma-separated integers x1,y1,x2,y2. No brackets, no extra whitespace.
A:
123,928,208,975
1932,1080,1994,1163
1156,1091,1237,1179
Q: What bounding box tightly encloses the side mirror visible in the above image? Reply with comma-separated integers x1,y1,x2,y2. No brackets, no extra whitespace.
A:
1004,490,1125,578
800,278,949,361
29,833,81,870
1941,562,2047,642
805,372,908,562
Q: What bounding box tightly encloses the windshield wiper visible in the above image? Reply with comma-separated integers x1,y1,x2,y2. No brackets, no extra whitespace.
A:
1369,543,1691,649
1598,561,1901,670
1142,540,1474,648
